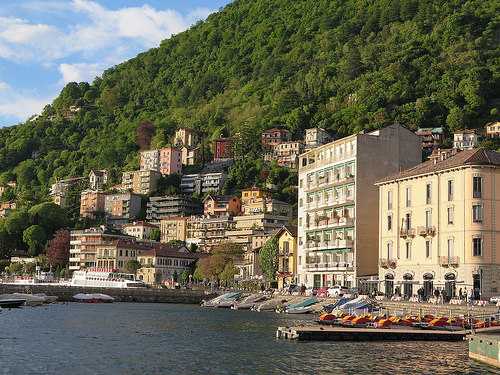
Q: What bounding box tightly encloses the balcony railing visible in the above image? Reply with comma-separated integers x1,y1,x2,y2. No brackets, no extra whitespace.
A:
306,196,354,210
379,258,397,269
305,239,354,250
439,256,459,267
417,226,436,237
305,174,355,191
399,228,416,238
305,262,353,270
307,217,354,230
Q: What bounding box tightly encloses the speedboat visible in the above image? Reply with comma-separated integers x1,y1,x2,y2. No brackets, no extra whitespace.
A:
201,292,241,307
73,293,115,303
286,305,316,314
232,294,267,310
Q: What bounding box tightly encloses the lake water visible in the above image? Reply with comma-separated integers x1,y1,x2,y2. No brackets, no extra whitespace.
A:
0,303,497,375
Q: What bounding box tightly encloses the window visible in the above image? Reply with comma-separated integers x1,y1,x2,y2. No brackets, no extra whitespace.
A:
473,176,482,198
386,242,393,259
426,183,432,204
447,207,454,224
299,198,303,207
447,238,454,257
387,215,392,231
405,213,411,230
472,204,483,223
405,187,411,207
405,242,411,259
425,240,431,258
425,210,432,228
387,191,393,210
447,180,454,201
473,238,482,256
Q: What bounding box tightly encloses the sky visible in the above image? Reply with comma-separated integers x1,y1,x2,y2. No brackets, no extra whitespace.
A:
0,0,231,127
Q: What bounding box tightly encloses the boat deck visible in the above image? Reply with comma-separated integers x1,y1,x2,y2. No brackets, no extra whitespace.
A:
276,325,467,341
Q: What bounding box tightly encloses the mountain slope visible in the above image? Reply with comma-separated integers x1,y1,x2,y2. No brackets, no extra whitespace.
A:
0,0,498,200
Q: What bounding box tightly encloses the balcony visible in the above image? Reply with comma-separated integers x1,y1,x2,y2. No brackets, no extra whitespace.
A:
305,261,353,270
308,216,354,230
305,174,355,192
417,226,436,237
305,239,354,250
306,196,355,211
379,258,397,269
399,228,416,238
439,256,459,267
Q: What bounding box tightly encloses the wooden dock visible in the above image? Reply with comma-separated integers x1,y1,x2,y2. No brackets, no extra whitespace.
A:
276,326,467,341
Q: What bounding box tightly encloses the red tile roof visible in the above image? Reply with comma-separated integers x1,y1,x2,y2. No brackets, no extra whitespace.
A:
377,149,500,184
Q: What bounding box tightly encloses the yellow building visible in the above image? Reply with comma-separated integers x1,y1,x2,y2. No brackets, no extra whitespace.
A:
137,246,199,285
95,240,155,271
275,225,298,289
376,148,500,300
160,217,187,243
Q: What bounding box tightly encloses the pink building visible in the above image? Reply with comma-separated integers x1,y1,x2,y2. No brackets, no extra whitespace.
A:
160,147,182,175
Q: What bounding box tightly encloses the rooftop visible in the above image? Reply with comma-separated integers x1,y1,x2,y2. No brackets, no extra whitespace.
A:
376,149,500,184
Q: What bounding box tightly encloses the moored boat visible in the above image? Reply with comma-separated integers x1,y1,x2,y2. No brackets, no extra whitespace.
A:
70,269,146,288
11,293,46,306
73,293,115,303
0,296,26,308
232,294,267,310
201,292,241,307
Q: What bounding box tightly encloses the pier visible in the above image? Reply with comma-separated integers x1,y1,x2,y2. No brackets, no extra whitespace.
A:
276,326,467,341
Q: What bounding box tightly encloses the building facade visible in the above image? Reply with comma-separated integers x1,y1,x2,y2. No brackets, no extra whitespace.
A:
297,124,422,289
173,128,196,147
80,190,106,218
137,246,199,285
453,130,480,150
180,172,226,195
104,192,142,220
122,221,158,240
265,141,304,169
304,128,330,149
203,195,241,217
89,169,108,191
50,177,86,207
485,121,500,139
146,195,202,223
415,127,444,153
159,147,182,175
69,227,134,270
275,225,298,289
160,216,188,243
213,138,233,160
261,128,291,150
376,149,500,300
121,170,161,195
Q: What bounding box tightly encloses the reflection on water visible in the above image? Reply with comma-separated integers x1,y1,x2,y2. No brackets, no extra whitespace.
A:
0,303,497,375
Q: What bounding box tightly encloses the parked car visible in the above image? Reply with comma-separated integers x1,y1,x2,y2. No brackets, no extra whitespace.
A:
327,285,349,297
490,296,500,304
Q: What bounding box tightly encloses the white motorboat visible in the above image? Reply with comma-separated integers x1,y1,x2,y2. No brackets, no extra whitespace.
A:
70,269,146,288
73,293,115,303
201,292,242,307
232,294,268,310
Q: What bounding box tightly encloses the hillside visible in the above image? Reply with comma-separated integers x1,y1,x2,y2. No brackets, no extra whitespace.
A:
0,0,498,202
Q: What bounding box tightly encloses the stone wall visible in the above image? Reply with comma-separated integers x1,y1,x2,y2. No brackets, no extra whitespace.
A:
0,284,215,304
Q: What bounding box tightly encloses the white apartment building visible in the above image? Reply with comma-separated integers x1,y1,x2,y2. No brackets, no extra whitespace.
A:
297,124,422,289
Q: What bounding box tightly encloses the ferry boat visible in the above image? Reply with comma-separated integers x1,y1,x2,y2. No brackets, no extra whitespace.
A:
70,269,146,288
12,271,57,285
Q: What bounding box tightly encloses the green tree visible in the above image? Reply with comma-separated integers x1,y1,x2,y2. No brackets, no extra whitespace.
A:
259,236,279,283
22,225,47,256
149,228,160,241
219,262,238,285
6,262,23,275
124,259,141,274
